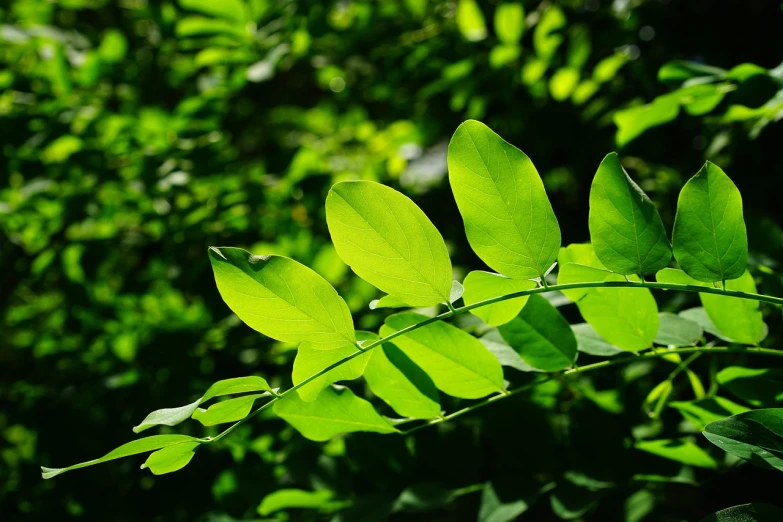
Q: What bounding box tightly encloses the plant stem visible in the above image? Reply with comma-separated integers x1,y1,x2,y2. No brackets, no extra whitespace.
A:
203,281,783,445
399,346,783,435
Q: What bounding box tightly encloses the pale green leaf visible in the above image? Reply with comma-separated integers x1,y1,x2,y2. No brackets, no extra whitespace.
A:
141,442,200,475
614,96,679,147
326,181,452,307
273,386,397,441
558,262,658,351
654,313,703,346
635,439,718,469
717,367,783,407
462,271,536,326
192,394,264,426
494,3,524,44
456,0,487,42
258,489,336,516
679,307,733,341
700,503,783,522
448,120,561,279
588,152,671,275
293,333,375,402
450,280,465,303
571,323,623,356
549,67,579,101
498,295,576,371
364,343,441,419
41,435,198,479
670,396,749,431
369,295,411,310
380,312,505,398
656,268,764,345
703,409,783,472
644,380,673,419
133,375,273,433
672,162,748,283
209,247,355,348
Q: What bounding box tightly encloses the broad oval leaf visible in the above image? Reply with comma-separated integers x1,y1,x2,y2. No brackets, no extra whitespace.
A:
672,162,748,283
700,503,783,522
462,270,537,326
557,262,658,351
656,268,764,345
293,334,374,402
133,375,273,433
588,152,671,275
571,323,623,356
41,435,198,479
494,3,524,44
654,313,703,346
448,120,561,280
498,295,577,371
635,438,718,469
209,247,355,347
326,180,452,307
380,312,505,399
717,367,783,408
364,342,441,419
192,394,265,426
703,409,783,472
273,386,397,441
141,442,200,475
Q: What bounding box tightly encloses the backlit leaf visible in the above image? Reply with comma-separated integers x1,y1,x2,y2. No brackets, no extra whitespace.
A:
462,270,536,326
191,394,264,426
588,152,671,275
571,323,623,356
273,386,397,441
258,489,336,516
456,0,487,42
209,247,355,348
670,396,749,431
448,120,561,280
635,438,718,469
498,295,576,371
326,181,452,307
654,313,703,346
672,162,748,283
380,312,505,398
494,3,524,44
141,442,200,475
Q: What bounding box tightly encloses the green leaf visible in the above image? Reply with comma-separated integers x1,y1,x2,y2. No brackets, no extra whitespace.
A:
380,312,505,398
498,295,576,371
644,380,673,419
293,332,376,402
654,313,703,346
558,262,658,351
717,367,783,407
209,247,355,348
670,396,749,431
141,442,200,475
462,271,537,326
178,0,246,23
41,435,198,479
364,342,440,419
614,96,679,147
533,6,566,61
704,409,783,472
571,323,623,356
273,386,397,441
700,503,783,522
672,162,748,283
679,307,733,342
192,394,264,426
549,67,580,102
133,376,274,433
448,120,561,279
478,482,530,522
480,330,538,373
258,489,336,516
588,152,671,275
494,3,524,44
656,268,764,345
369,295,411,310
456,0,487,42
635,439,718,469
326,181,452,307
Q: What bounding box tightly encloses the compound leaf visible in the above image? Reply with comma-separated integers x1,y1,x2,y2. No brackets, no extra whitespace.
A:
462,270,537,326
672,162,748,283
273,386,397,441
326,180,452,307
209,247,355,347
588,152,671,275
293,340,371,402
498,295,577,371
380,312,505,398
448,120,561,280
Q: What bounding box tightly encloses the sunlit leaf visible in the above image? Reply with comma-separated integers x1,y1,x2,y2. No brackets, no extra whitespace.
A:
654,313,703,346
670,396,749,431
456,0,487,42
571,323,623,356
635,439,718,469
533,6,565,61
257,489,337,516
191,394,264,426
494,3,524,44
462,271,536,326
141,442,200,475
293,340,371,402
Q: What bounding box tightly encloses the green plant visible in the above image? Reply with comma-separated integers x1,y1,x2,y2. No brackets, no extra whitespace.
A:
42,120,783,519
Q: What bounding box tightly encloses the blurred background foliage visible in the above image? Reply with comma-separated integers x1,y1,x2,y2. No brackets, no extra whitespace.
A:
2,0,783,520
